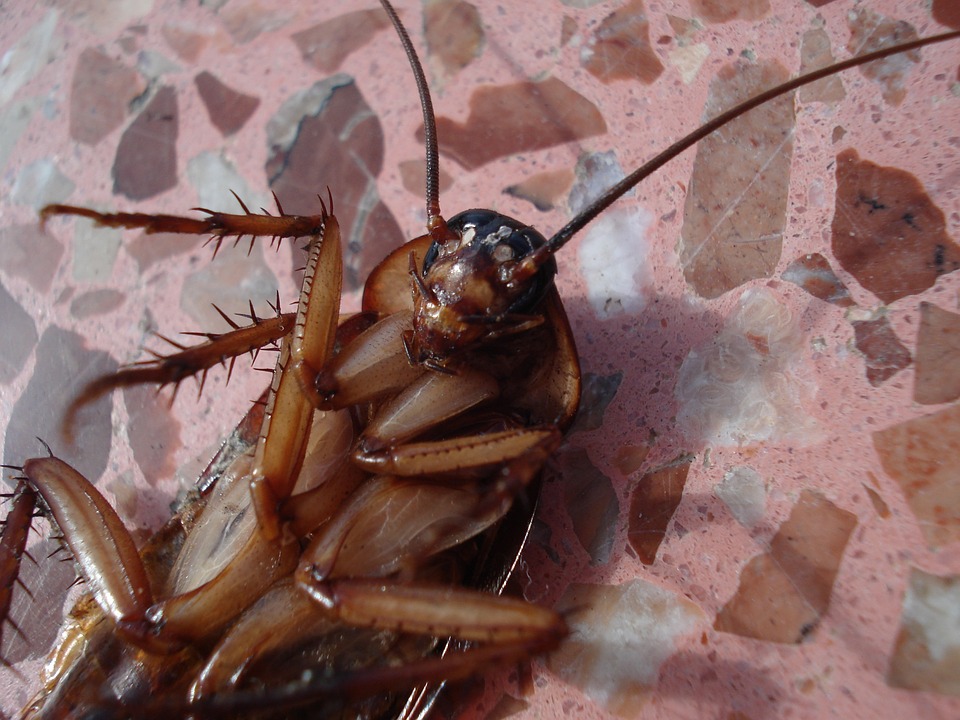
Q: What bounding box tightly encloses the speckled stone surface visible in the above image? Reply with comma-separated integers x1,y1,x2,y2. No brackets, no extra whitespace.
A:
1,1,959,718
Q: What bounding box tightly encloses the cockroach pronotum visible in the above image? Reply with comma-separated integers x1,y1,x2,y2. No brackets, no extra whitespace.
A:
2,1,958,718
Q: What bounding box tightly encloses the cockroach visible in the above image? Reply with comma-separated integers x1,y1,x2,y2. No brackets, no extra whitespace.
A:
1,1,958,718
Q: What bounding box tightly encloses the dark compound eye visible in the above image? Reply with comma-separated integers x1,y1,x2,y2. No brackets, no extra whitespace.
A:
422,209,557,316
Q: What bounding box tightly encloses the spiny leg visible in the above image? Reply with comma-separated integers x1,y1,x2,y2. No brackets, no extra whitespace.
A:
0,480,37,670
250,214,343,540
42,191,329,255
62,303,295,441
48,192,335,438
123,215,346,640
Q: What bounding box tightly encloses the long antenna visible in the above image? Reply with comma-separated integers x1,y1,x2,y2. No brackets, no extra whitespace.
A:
379,0,451,243
543,29,960,256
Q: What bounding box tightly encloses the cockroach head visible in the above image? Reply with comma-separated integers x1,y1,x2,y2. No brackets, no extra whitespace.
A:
406,209,557,367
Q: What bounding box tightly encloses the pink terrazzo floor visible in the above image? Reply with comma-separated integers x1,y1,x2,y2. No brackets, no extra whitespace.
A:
1,1,959,719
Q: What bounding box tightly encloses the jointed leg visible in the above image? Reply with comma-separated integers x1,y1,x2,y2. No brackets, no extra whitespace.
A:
42,191,328,255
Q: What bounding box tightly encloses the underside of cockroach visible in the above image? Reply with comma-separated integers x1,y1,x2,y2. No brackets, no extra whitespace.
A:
12,214,578,718
11,190,583,718
2,1,959,718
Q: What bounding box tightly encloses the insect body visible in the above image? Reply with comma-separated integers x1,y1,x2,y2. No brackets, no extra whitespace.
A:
5,0,960,716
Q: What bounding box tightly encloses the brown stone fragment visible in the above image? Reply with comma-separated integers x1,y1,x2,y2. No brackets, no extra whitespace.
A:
679,60,794,299
123,385,182,487
292,8,389,74
851,315,911,386
714,490,857,643
667,15,699,42
69,48,144,145
862,483,891,519
560,16,577,47
614,444,650,476
2,327,117,484
831,149,960,305
628,457,693,565
504,168,574,211
194,71,260,137
913,302,960,405
431,78,607,170
424,0,484,77
0,223,64,293
398,158,454,199
933,0,960,29
798,28,845,104
180,244,276,331
0,280,38,384
571,373,624,434
70,289,125,320
560,448,619,566
690,0,770,23
267,80,402,291
161,22,211,63
581,0,664,84
126,230,198,273
219,1,293,44
873,403,960,548
781,253,854,307
112,86,178,201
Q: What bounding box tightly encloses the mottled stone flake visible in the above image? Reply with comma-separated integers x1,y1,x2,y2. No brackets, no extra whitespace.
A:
714,490,857,643
123,385,183,490
847,8,920,106
831,149,959,305
161,21,213,63
69,289,125,320
679,60,794,299
398,158,454,200
0,224,64,293
571,371,624,432
503,169,575,212
3,327,117,484
782,253,854,307
266,80,402,291
913,302,960,405
933,0,960,29
873,403,960,548
798,27,846,104
715,465,766,527
431,78,607,170
581,0,664,84
291,8,389,73
424,0,484,79
851,315,912,386
0,281,38,384
69,48,144,145
690,0,770,24
180,245,277,331
628,457,693,564
559,447,619,566
112,86,179,201
126,231,199,273
194,72,260,137
218,0,293,44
